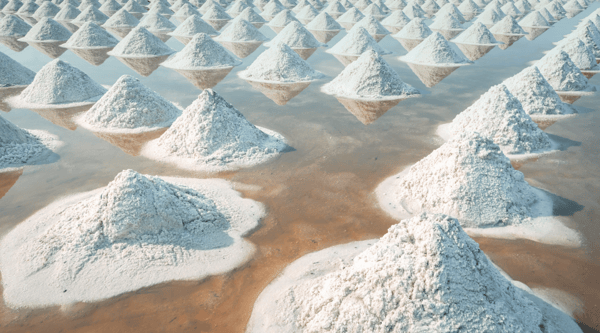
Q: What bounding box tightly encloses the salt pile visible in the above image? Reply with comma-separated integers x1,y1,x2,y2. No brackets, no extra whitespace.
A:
295,3,319,23
437,3,464,22
0,14,31,38
429,10,464,39
362,3,387,19
169,14,219,38
421,0,441,15
402,2,425,18
170,0,190,12
306,11,342,31
0,113,58,170
201,3,232,20
380,10,410,33
452,21,499,45
78,0,101,11
174,3,200,19
142,89,287,171
267,9,299,28
536,50,596,93
98,0,122,15
79,75,180,133
162,33,241,70
139,12,176,33
123,0,147,14
19,17,71,42
475,6,504,27
352,14,390,40
490,15,527,35
544,1,565,20
62,22,119,49
327,26,391,56
16,1,39,16
457,0,480,16
226,0,249,17
53,4,81,22
260,1,284,19
336,7,365,24
2,0,23,14
538,8,556,23
400,32,471,66
322,49,420,100
501,2,522,18
563,0,584,11
324,0,346,17
148,2,174,16
0,169,265,307
265,21,324,49
71,5,109,25
102,8,140,28
554,37,599,71
393,17,431,40
0,51,35,87
239,42,323,82
236,8,267,27
32,1,60,18
108,26,175,58
565,21,600,57
353,0,371,11
199,0,221,14
215,16,268,42
13,59,106,107
519,10,550,27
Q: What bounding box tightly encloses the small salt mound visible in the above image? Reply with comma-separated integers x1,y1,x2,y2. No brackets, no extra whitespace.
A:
174,3,200,18
563,0,584,11
328,26,390,55
566,21,600,57
295,3,319,22
239,42,323,82
437,3,465,21
170,14,219,37
381,10,410,29
577,14,600,31
202,3,232,20
515,0,532,13
2,0,22,14
78,0,101,11
148,2,174,16
139,12,176,32
268,9,298,27
554,37,599,70
543,1,565,19
170,0,190,12
490,15,527,36
260,1,284,18
265,21,323,48
393,17,431,39
237,7,266,25
99,0,122,14
352,14,390,35
324,0,346,15
144,89,287,171
32,1,60,18
80,75,180,132
538,8,556,23
452,21,499,44
519,10,550,27
71,5,109,25
216,16,267,42
501,2,522,18
402,2,425,18
19,17,71,42
0,113,56,169
108,26,175,57
0,51,35,87
336,7,364,23
536,50,595,93
0,14,31,37
162,33,241,70
226,0,249,17
447,84,553,154
103,8,139,28
306,12,342,31
123,0,147,13
503,66,576,115
322,49,420,100
421,0,440,14
54,4,81,21
430,10,464,30
363,3,387,18
199,0,221,14
401,31,470,65
353,0,371,11
16,1,39,16
457,0,480,13
62,22,119,49
475,6,504,26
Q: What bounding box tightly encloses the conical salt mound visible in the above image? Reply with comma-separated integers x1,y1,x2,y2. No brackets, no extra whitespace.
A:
565,21,600,57
78,0,101,11
201,4,232,20
503,66,576,115
0,113,54,169
260,1,283,18
108,26,175,57
266,21,323,48
169,14,218,38
123,0,147,14
324,0,346,15
515,0,533,14
174,3,200,18
457,0,480,14
401,32,471,65
336,7,364,23
490,15,527,35
380,10,410,30
239,42,323,82
0,14,31,37
393,17,431,39
475,7,504,27
306,11,342,31
146,89,287,170
295,3,319,22
103,8,139,28
16,1,39,16
54,4,81,22
437,2,464,21
32,1,60,18
99,0,122,13
62,22,119,49
71,5,109,25
226,0,249,17
430,11,464,31
162,33,240,70
19,17,72,42
328,26,390,55
139,12,176,32
452,22,499,44
0,51,35,87
80,75,180,132
536,50,595,93
2,0,22,14
216,16,267,42
149,2,174,15
268,9,298,27
501,2,522,18
554,37,598,70
446,84,552,154
352,14,390,36
322,50,420,99
237,7,266,25
402,3,425,18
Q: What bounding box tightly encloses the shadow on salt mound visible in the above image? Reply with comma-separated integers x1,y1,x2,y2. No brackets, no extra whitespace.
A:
0,167,22,200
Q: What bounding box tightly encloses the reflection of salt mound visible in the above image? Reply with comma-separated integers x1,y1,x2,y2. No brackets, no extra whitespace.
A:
239,42,323,83
0,113,57,169
327,26,390,56
0,51,35,87
108,26,175,57
19,17,71,42
139,12,176,33
216,16,267,42
144,90,287,171
248,213,570,332
265,21,323,49
400,31,471,66
0,15,31,38
162,33,241,70
0,169,265,307
80,75,180,133
170,14,219,40
103,8,140,28
62,22,119,49
536,50,595,93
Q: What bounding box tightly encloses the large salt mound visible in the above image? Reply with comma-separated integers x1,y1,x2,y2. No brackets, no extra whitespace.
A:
202,4,232,20
169,14,218,38
401,32,471,66
62,22,119,49
295,3,319,22
490,15,527,35
327,26,390,55
554,37,599,71
265,21,323,48
0,15,31,37
139,12,176,32
19,17,71,42
71,5,109,25
16,1,39,17
248,213,578,333
457,0,480,14
103,8,139,28
564,21,600,57
536,50,595,93
322,50,420,100
162,33,241,70
393,17,431,39
142,89,287,171
108,26,175,57
54,4,81,22
452,22,499,45
0,169,264,307
215,16,268,42
0,113,58,169
444,84,553,155
475,7,504,26
79,75,180,132
503,66,576,115
306,11,342,31
0,51,35,87
239,42,323,82
99,0,122,14
15,59,106,107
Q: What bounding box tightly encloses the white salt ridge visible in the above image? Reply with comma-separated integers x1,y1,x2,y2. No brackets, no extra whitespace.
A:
306,12,342,31
328,26,390,55
430,10,464,30
503,66,576,116
519,10,550,27
536,50,596,93
394,17,431,39
123,0,147,13
401,32,471,65
32,1,60,18
14,59,106,107
380,10,410,28
79,75,180,133
139,12,176,32
19,17,71,42
237,7,266,24
108,26,175,58
0,14,31,37
99,0,122,13
452,22,500,45
72,5,109,25
169,14,219,37
170,0,190,12
174,3,200,18
215,16,267,42
202,4,232,20
0,170,264,307
352,14,390,35
54,4,81,21
103,8,139,28
295,3,318,21
239,42,323,82
0,51,35,87
336,7,364,23
16,1,38,16
490,15,527,35
322,50,420,100
0,114,58,170
268,9,298,26
265,21,323,48
142,90,287,172
554,37,599,70
62,22,119,49
162,33,241,70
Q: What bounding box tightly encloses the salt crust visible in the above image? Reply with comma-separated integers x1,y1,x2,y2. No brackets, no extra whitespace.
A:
554,37,599,71
169,14,219,37
102,8,140,28
380,9,410,28
536,49,596,93
139,12,176,32
239,42,323,83
352,14,390,35
336,7,364,23
0,51,35,87
490,15,527,35
78,75,181,133
393,17,431,39
142,89,287,172
62,22,119,49
265,21,324,48
0,170,264,307
400,32,472,66
327,26,391,56
71,5,109,25
321,50,420,100
19,17,72,42
11,59,106,108
215,16,268,42
306,11,342,31
108,26,175,58
162,33,241,70
54,4,81,22
452,21,501,45
0,14,31,37
267,9,298,27
237,7,266,24
247,213,580,333
429,11,464,30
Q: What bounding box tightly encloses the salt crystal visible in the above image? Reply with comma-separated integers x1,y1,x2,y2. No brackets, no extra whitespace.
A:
103,8,140,28
328,26,391,55
215,16,267,41
162,33,241,70
139,12,176,33
19,17,71,42
108,26,175,57
0,14,31,37
306,11,342,31
62,21,119,48
0,50,35,87
266,21,323,48
169,14,219,38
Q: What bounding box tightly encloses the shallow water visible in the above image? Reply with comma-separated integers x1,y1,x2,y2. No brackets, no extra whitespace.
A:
1,6,600,332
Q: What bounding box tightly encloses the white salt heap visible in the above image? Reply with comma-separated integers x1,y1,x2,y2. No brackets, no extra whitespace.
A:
79,75,180,133
0,113,58,170
268,9,298,27
554,37,599,70
32,1,60,18
78,0,101,11
102,8,140,28
565,21,600,57
142,89,287,172
215,16,268,42
162,33,241,70
260,1,284,18
324,0,346,15
0,51,35,87
503,66,576,115
237,8,267,25
99,0,122,14
148,2,174,16
295,3,319,22
16,1,39,16
19,17,72,42
266,21,324,48
328,26,390,55
443,84,553,155
226,0,249,17
62,22,119,49
124,0,147,14
380,10,410,30
108,26,175,57
490,15,527,35
352,14,390,36
174,3,200,18
322,50,420,100
539,8,556,23
336,7,365,23
2,0,22,14
393,17,431,39
169,14,219,38
475,7,504,26
401,32,471,65
139,12,176,32
54,4,81,22
536,50,596,93
239,42,323,82
0,169,265,307
501,2,522,18
0,14,31,37
71,5,109,25
515,0,532,14
429,11,464,30
437,3,464,21
402,2,425,18
457,0,480,14
306,12,342,31
452,22,499,45
202,4,232,20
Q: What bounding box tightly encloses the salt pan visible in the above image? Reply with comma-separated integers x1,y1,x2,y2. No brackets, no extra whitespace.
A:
108,26,175,58
0,51,35,87
0,14,31,37
19,17,71,42
62,21,119,49
162,33,241,70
